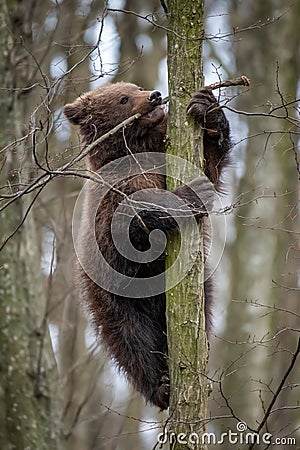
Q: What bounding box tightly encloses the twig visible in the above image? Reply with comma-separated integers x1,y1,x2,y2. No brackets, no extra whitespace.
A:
162,76,251,103
208,75,250,90
248,338,300,450
61,112,143,172
107,8,185,40
0,113,142,205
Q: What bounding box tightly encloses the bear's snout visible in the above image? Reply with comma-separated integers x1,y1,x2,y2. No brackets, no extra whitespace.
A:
148,90,162,106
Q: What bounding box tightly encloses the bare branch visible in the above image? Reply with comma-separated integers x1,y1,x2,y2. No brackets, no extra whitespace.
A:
208,75,250,90
248,338,300,449
161,75,251,104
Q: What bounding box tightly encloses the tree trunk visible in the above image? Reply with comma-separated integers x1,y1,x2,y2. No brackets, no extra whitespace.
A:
0,2,61,448
166,1,210,449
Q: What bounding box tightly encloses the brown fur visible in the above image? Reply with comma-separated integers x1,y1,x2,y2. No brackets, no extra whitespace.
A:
64,82,231,409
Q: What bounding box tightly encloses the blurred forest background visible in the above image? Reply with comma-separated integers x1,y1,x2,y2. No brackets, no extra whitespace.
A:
0,0,299,449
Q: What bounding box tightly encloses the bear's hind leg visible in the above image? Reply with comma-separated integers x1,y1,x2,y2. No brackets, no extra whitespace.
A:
100,296,169,410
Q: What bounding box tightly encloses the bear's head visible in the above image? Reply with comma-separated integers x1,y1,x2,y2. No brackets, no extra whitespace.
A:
64,82,167,169
64,82,167,141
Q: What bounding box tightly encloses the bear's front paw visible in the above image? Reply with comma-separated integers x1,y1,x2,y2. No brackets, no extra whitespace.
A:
187,87,217,117
187,88,226,137
150,373,170,410
187,176,216,214
174,176,216,217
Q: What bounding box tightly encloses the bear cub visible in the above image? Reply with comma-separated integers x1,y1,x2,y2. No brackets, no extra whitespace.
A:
64,82,231,410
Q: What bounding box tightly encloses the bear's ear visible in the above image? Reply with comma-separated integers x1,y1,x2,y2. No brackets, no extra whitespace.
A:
64,99,86,126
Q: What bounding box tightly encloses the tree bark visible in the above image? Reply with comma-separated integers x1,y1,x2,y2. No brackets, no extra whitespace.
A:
0,2,61,448
166,1,210,449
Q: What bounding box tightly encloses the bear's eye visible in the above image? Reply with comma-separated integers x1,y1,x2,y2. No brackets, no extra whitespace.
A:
120,97,129,104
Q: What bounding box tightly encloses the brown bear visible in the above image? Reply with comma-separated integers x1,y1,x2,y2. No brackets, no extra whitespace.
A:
64,82,231,410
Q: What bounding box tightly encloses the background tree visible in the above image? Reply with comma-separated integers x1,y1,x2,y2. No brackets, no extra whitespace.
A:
0,1,61,448
206,1,299,447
